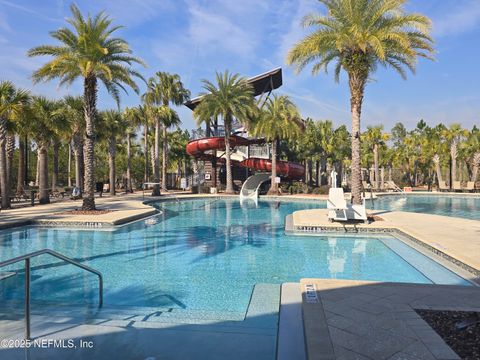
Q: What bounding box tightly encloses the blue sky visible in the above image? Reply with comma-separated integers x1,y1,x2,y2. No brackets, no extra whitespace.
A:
0,0,479,131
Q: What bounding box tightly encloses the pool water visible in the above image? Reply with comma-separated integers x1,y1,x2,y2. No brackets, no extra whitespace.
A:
370,195,480,220
0,199,470,317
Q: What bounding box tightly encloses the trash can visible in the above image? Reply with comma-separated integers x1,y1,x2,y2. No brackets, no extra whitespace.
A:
96,182,104,197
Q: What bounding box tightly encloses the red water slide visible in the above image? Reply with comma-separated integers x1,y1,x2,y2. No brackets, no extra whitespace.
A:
186,136,305,180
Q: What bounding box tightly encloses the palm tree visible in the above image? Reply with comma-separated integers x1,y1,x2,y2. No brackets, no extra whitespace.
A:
364,126,389,189
29,97,59,204
123,106,144,192
462,127,480,182
0,81,30,208
98,110,126,196
28,4,145,210
252,95,301,194
331,125,351,187
50,100,73,192
57,96,85,192
158,106,181,189
287,0,434,204
443,124,468,187
142,72,190,195
193,71,255,194
317,120,335,185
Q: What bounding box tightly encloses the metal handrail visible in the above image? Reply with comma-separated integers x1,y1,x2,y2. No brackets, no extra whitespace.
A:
0,249,103,339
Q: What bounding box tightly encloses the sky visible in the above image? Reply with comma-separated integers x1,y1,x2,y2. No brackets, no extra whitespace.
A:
0,0,479,132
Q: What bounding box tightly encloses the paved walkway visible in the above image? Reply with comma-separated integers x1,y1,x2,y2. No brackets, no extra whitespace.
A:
301,278,480,360
291,208,480,275
0,193,169,229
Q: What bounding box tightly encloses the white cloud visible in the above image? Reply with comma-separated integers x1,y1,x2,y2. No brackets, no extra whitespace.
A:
76,0,174,27
433,1,480,37
186,1,256,58
0,10,10,32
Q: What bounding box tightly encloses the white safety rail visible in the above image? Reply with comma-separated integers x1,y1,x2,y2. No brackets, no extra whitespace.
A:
239,173,271,205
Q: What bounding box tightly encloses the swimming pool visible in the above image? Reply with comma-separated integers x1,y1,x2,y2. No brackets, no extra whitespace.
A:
371,194,480,220
0,199,470,319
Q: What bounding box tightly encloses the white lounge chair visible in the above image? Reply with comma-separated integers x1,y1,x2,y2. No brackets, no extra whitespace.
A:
464,182,475,193
438,181,449,192
453,181,462,192
327,188,348,221
327,188,368,223
384,180,403,192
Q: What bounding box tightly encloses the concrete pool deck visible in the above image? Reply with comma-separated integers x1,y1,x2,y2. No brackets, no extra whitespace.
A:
0,193,169,229
300,278,480,360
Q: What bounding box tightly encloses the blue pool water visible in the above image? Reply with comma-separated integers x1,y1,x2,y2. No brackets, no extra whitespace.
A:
0,199,470,316
370,195,480,220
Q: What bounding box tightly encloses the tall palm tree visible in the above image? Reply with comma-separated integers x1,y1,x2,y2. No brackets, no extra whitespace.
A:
363,126,389,189
98,110,126,196
317,120,335,185
331,125,351,187
193,71,255,194
158,106,181,189
50,100,73,192
28,4,145,210
287,0,434,204
443,124,468,186
123,106,143,192
29,97,59,204
252,95,301,194
0,81,30,208
57,96,85,192
142,72,190,195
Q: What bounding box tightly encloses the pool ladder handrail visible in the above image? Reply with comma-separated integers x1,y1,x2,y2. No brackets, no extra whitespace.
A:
0,249,103,340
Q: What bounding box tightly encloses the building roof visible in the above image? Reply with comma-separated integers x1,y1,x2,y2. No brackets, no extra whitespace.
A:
184,67,282,110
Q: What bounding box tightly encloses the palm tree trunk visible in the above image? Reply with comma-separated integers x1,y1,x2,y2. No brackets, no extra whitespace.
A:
108,137,116,196
150,144,155,181
38,144,50,204
6,135,15,190
320,156,327,186
268,139,278,195
450,141,457,186
373,143,379,190
17,137,25,194
348,73,366,205
67,142,72,187
0,117,10,208
35,153,40,186
74,142,83,190
144,124,149,184
73,133,84,192
126,133,132,192
152,118,161,196
162,125,168,190
472,152,480,182
82,75,97,210
308,159,313,187
224,118,234,194
433,155,443,185
52,142,59,192
315,160,320,186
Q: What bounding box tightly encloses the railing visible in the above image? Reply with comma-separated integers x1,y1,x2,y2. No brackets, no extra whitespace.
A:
0,249,103,339
249,144,270,159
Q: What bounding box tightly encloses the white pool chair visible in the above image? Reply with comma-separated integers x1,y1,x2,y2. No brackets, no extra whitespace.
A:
438,181,449,192
327,188,348,221
464,182,475,193
327,188,368,223
453,181,462,192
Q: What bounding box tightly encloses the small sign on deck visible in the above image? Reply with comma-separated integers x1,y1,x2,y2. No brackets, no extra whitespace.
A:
304,283,319,303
